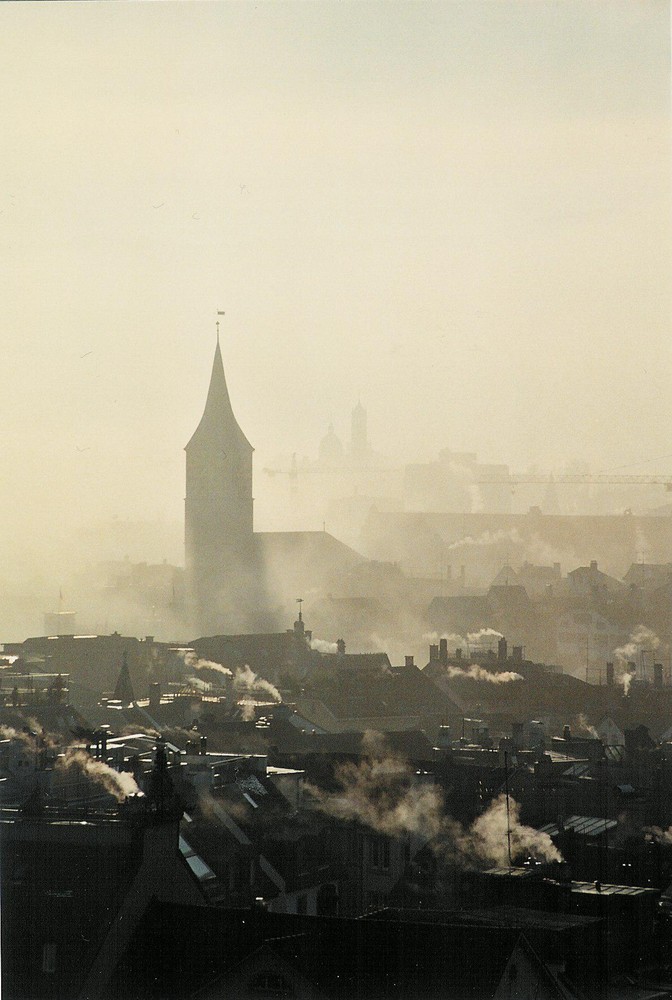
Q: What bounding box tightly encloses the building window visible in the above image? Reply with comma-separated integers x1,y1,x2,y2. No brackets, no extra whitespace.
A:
368,835,391,870
42,943,57,974
365,890,386,911
249,972,293,996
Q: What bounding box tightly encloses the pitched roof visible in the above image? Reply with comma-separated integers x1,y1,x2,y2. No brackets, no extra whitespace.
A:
106,899,521,999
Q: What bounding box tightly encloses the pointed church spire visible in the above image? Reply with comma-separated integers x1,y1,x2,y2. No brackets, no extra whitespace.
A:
114,651,136,706
185,328,253,453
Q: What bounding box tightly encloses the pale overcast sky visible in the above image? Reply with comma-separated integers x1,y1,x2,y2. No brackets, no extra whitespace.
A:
0,1,669,542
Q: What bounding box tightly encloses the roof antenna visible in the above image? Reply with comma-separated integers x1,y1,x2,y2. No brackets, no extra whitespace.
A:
504,749,513,868
216,310,225,345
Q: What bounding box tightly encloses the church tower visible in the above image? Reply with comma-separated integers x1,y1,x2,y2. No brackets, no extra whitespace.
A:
350,400,369,464
185,334,254,634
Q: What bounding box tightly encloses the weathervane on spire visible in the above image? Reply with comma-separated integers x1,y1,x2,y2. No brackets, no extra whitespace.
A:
216,310,225,344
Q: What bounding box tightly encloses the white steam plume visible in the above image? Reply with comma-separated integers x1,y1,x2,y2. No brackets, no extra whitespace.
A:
575,713,599,739
613,626,661,695
310,637,339,653
56,748,141,801
447,529,522,552
186,676,212,693
308,733,560,868
614,625,660,664
238,701,257,722
423,632,464,646
444,664,523,684
466,628,504,647
646,825,672,845
180,651,280,704
234,664,281,703
180,650,233,679
468,794,561,867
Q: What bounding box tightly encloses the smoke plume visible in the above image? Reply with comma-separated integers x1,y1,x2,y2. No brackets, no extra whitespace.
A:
575,713,599,739
310,637,339,653
308,733,560,868
444,664,523,684
614,625,660,664
447,529,522,552
233,664,281,703
56,748,141,801
186,676,212,693
613,625,661,695
181,650,233,679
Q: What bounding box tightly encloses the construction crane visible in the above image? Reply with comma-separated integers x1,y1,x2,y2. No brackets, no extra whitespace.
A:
476,474,672,490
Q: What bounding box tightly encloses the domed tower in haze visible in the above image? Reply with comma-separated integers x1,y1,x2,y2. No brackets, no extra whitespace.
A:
185,332,255,634
350,400,369,464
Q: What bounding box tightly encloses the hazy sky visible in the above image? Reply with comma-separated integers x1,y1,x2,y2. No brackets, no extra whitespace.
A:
1,1,669,544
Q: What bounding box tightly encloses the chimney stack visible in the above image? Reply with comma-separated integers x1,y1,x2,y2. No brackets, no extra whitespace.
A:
439,638,448,665
455,647,462,660
498,637,508,662
563,724,571,741
405,655,415,668
512,645,523,663
429,643,439,663
149,682,161,711
606,662,614,687
654,663,663,689
336,638,346,656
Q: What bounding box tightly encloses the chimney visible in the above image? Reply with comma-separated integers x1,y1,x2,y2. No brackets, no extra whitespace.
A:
149,682,161,711
606,662,614,687
654,663,663,689
512,645,523,663
498,637,508,662
590,560,598,571
455,648,462,660
439,638,448,665
563,725,571,741
405,655,415,668
429,643,439,663
336,638,346,655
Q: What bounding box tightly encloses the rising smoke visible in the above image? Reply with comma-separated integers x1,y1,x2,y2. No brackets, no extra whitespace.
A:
444,664,523,684
308,732,560,868
0,714,144,802
56,748,141,801
180,651,281,702
310,637,339,654
613,625,661,696
447,529,522,552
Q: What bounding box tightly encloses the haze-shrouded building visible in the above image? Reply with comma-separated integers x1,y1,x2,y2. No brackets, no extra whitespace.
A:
185,336,257,634
185,338,363,636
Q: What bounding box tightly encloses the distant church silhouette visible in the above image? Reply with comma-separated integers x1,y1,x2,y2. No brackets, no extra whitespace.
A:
185,333,361,637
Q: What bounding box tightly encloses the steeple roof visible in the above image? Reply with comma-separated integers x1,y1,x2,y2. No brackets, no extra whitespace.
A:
114,652,136,706
186,340,253,453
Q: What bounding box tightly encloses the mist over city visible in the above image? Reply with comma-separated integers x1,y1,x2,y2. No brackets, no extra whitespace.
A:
1,3,671,999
